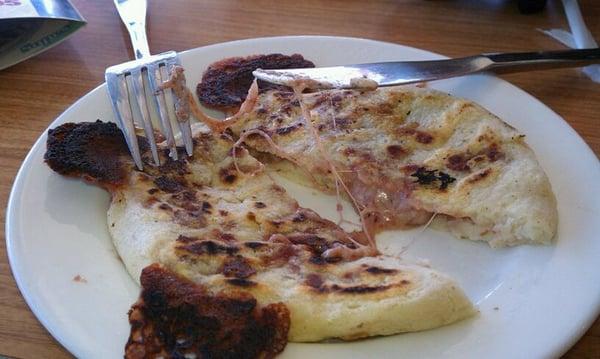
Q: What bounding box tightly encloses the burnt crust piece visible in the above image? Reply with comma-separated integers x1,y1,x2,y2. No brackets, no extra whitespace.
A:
411,167,456,190
44,121,132,186
125,264,290,359
196,54,315,111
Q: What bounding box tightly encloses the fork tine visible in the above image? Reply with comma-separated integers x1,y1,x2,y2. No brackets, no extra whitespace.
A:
112,74,144,170
150,63,178,160
105,52,191,167
178,119,194,156
129,69,160,166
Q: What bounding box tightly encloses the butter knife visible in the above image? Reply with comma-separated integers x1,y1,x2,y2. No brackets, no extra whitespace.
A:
253,48,600,89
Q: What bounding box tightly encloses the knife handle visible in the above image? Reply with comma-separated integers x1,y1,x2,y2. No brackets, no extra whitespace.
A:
483,48,600,73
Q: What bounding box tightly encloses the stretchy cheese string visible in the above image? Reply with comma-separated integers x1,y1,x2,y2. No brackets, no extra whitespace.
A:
161,67,316,182
398,212,438,255
231,129,304,176
159,66,258,133
325,93,361,228
162,67,377,259
333,177,361,228
328,94,338,131
326,92,346,226
292,85,378,259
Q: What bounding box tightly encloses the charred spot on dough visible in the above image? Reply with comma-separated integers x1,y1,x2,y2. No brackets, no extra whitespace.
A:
292,212,307,223
177,235,198,243
310,283,393,294
254,201,267,209
467,168,493,183
309,255,342,265
270,114,284,124
330,93,345,106
365,266,398,275
329,117,352,130
309,256,327,265
173,209,208,229
143,196,159,208
397,123,434,144
192,182,204,189
219,232,236,242
334,284,392,294
401,163,421,174
179,240,239,256
168,190,203,214
446,154,471,172
317,117,352,133
360,152,376,163
182,190,197,201
261,243,297,266
343,147,356,156
202,201,212,214
273,91,294,100
158,203,172,211
158,156,190,176
386,144,406,159
279,103,296,116
226,278,257,287
136,173,152,182
222,255,256,279
415,130,434,144
275,123,302,136
219,167,237,184
180,202,201,212
246,212,257,223
309,93,330,108
154,175,187,193
222,220,238,231
486,144,504,162
471,155,486,163
411,167,456,190
271,184,286,193
286,234,330,255
244,241,267,250
256,107,268,115
457,102,475,114
304,273,324,289
372,102,395,115
436,172,455,190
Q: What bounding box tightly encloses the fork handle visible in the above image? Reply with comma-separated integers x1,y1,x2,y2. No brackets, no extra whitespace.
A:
484,48,600,73
114,0,151,59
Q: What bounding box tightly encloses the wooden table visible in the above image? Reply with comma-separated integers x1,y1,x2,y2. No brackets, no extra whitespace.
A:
1,1,598,357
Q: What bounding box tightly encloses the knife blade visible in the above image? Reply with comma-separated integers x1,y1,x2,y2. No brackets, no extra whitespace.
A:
253,48,600,89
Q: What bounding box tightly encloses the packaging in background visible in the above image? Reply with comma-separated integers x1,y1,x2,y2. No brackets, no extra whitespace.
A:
0,0,85,70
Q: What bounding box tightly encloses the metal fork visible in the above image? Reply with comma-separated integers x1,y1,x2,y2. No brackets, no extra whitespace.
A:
106,0,193,170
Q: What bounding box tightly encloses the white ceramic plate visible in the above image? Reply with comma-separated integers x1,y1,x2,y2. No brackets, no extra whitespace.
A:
6,36,600,359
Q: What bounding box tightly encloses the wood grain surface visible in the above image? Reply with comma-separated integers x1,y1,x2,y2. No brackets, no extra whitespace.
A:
1,0,598,358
